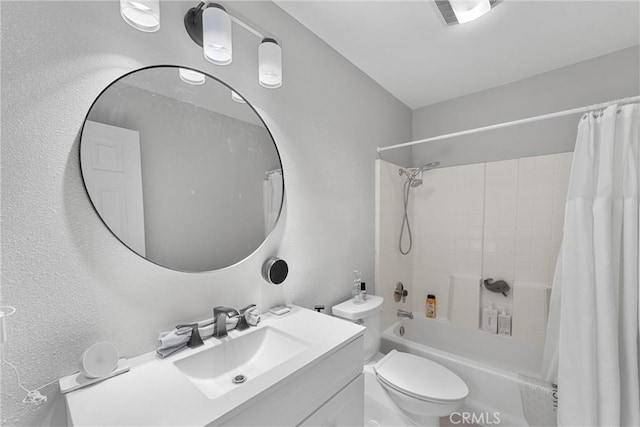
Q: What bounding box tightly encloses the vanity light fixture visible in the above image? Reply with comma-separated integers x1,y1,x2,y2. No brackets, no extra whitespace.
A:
258,38,282,89
179,68,206,85
184,2,283,88
120,0,160,32
435,0,499,25
202,4,233,65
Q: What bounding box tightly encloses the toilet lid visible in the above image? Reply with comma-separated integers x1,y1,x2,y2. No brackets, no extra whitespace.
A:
374,350,469,403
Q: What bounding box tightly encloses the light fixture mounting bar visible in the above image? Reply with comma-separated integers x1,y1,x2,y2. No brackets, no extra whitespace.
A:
229,15,265,40
184,2,206,46
184,2,279,47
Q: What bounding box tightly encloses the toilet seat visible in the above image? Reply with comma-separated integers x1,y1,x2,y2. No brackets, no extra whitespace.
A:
373,350,468,404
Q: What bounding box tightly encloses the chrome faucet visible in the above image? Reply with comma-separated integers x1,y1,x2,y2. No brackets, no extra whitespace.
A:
213,306,239,338
397,309,414,319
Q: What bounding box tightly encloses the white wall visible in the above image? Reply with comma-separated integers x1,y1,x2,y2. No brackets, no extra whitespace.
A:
0,2,411,425
409,46,640,168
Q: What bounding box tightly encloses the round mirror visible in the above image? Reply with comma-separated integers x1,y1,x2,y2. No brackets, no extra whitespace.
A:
80,66,284,272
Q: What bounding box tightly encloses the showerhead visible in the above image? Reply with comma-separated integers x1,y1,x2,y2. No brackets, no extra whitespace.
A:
397,161,439,255
418,161,440,172
398,161,440,182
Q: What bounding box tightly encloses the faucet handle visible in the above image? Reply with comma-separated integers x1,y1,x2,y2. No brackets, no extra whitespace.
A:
175,323,204,348
236,317,249,331
239,304,256,315
394,282,407,302
236,304,257,331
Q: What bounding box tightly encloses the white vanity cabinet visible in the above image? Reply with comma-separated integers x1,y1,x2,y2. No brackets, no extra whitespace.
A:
299,374,364,426
216,335,364,426
64,307,364,427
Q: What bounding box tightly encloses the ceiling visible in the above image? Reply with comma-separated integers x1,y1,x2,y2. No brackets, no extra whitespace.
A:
274,1,640,109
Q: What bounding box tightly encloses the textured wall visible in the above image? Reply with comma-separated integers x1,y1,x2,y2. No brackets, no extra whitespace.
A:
409,46,640,168
0,1,411,425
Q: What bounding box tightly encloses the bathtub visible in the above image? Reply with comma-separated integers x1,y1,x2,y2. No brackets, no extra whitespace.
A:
380,317,545,427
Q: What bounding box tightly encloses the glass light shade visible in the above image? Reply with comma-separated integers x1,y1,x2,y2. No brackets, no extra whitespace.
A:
120,0,160,32
258,39,282,89
179,68,206,85
203,6,233,65
231,91,246,103
449,0,491,24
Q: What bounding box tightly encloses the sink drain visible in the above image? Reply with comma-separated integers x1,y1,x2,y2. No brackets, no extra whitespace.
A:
399,326,405,336
232,374,247,384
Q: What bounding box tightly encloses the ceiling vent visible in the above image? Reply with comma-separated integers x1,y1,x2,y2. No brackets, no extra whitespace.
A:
435,0,501,25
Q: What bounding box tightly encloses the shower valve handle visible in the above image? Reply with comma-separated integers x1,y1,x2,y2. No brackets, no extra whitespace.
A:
395,282,409,302
394,282,406,302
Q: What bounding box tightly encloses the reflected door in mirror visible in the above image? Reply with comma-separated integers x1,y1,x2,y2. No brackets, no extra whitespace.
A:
81,121,146,256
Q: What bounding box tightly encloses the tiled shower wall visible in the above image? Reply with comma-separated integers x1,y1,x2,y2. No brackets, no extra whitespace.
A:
410,162,486,321
480,154,572,314
375,152,572,346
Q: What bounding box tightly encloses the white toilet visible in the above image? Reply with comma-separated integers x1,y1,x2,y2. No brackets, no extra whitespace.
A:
332,295,468,427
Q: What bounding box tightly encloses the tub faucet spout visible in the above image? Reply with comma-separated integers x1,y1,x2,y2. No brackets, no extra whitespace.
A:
397,309,413,319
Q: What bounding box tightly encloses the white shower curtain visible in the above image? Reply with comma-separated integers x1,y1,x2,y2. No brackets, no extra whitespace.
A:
542,103,640,426
263,170,283,237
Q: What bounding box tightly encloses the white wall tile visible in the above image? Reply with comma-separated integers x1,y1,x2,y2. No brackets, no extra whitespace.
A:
512,282,552,346
449,274,481,329
510,153,572,292
412,270,451,319
497,239,515,255
377,152,572,348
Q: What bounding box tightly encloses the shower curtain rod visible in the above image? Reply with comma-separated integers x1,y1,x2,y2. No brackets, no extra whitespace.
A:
377,95,640,153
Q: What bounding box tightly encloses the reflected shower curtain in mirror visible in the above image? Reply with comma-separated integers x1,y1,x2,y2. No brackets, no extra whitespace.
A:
263,170,283,237
542,103,640,426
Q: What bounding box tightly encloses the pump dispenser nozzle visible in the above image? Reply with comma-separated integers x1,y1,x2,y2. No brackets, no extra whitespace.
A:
353,270,362,282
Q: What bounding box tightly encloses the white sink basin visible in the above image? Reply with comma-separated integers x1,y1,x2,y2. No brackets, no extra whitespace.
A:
173,326,310,399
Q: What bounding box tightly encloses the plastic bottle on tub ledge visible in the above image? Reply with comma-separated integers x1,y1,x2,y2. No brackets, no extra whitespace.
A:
425,294,436,318
482,302,498,334
497,306,512,336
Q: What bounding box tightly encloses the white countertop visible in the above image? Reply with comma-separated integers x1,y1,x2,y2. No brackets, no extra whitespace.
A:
65,306,364,426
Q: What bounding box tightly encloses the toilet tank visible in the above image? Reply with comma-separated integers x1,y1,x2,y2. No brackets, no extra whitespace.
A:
332,295,383,363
